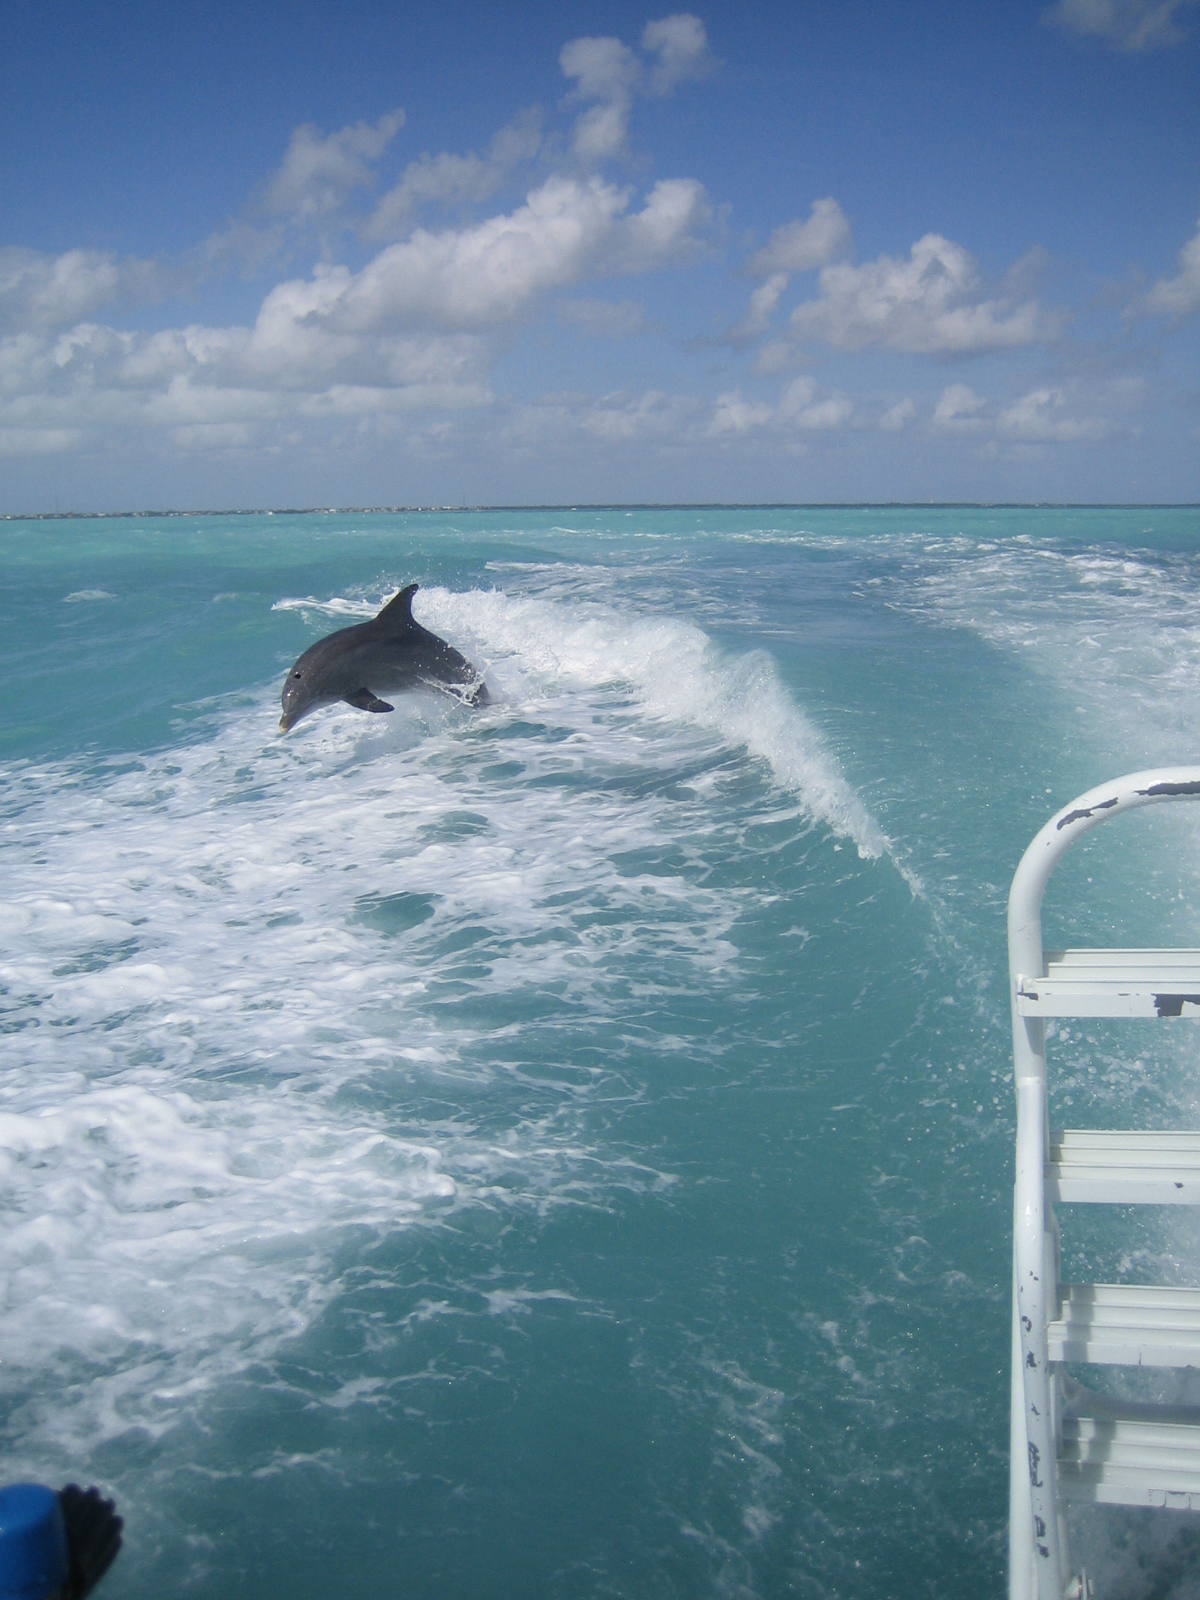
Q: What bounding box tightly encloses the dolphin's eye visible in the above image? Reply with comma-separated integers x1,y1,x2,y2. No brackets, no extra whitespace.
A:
292,670,302,678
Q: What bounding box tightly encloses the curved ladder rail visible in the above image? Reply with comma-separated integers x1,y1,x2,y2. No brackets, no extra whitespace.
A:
1009,768,1200,1600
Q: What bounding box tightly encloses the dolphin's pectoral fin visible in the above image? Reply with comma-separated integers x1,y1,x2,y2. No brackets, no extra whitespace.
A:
345,689,394,714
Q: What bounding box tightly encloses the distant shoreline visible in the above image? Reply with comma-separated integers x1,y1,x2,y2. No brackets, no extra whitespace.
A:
4,502,1199,520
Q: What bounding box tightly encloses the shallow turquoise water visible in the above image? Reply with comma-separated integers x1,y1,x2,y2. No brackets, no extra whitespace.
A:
4,507,1200,1597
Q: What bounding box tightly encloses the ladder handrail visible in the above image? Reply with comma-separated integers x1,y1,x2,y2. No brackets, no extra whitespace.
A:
1008,767,1200,1600
1009,769,1200,1000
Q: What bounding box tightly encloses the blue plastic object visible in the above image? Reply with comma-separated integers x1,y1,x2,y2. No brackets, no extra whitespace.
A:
0,1485,68,1600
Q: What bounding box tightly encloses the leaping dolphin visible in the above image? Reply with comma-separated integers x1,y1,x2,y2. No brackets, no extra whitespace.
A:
279,583,488,732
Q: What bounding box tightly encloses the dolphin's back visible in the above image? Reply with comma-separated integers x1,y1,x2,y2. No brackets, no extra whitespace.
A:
296,584,421,689
281,581,488,730
369,584,480,690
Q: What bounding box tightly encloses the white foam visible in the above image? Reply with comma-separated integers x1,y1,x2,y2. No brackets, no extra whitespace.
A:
63,589,116,602
0,1077,455,1454
273,593,378,620
278,581,894,866
892,536,1200,764
2,573,897,1461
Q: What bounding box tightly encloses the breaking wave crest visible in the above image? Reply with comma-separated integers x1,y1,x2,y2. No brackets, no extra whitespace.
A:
276,581,894,867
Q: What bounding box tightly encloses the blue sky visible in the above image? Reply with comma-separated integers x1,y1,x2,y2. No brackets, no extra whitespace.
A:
2,0,1198,509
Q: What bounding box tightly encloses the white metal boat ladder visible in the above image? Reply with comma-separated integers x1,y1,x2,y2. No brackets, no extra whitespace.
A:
1009,767,1200,1600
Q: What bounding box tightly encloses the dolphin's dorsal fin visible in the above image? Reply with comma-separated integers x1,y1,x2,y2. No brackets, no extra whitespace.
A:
374,583,418,631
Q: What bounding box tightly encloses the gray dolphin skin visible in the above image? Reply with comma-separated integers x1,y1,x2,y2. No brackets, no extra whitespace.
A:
279,583,488,732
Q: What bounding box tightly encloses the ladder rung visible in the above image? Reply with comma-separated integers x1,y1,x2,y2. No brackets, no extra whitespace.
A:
1059,1413,1200,1507
1049,1130,1200,1204
1049,1284,1200,1367
1017,950,1200,1017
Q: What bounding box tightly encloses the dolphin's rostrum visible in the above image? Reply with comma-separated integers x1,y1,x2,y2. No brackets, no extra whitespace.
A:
279,583,488,732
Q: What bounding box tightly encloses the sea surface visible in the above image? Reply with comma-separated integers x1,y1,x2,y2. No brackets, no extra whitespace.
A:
4,506,1200,1599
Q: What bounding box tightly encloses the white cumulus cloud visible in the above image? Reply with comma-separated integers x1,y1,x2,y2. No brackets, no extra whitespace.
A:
789,234,1050,355
582,388,681,442
334,177,709,334
778,375,853,430
571,100,635,164
1042,0,1199,50
365,111,542,241
879,398,916,432
0,307,493,464
1144,218,1200,317
0,169,713,462
0,248,164,333
560,35,643,103
730,273,789,341
728,201,852,344
641,14,717,92
708,375,852,437
561,14,715,161
924,384,1106,443
933,383,987,431
998,387,1107,441
560,36,642,160
262,110,405,221
620,179,711,270
796,396,852,430
748,200,853,278
709,390,774,435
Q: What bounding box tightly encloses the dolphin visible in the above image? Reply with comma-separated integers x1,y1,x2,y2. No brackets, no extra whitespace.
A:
279,583,488,732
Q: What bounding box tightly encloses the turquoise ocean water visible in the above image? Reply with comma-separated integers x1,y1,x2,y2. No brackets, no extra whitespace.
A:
5,506,1200,1598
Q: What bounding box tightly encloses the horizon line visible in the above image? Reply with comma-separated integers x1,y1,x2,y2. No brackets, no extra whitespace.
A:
4,502,1200,521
